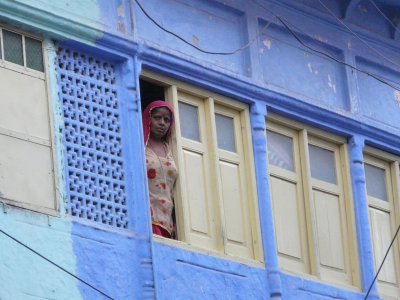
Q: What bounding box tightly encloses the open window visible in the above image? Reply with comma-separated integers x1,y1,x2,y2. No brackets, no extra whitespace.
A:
140,71,262,262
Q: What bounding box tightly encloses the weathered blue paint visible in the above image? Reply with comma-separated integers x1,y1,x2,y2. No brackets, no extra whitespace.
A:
153,242,268,299
280,273,364,299
259,21,350,111
348,136,379,299
250,102,281,298
134,0,251,76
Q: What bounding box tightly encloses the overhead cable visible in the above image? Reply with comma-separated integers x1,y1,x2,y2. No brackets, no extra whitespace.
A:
134,0,273,55
316,0,400,69
0,228,114,300
364,223,400,299
250,0,400,91
368,0,398,33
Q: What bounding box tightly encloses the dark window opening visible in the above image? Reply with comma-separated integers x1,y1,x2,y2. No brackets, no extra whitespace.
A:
139,78,166,112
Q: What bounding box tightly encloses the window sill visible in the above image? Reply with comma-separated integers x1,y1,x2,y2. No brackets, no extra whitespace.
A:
152,234,265,269
280,269,361,293
0,60,45,80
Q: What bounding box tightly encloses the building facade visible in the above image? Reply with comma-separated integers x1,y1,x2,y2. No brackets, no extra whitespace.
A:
0,0,399,299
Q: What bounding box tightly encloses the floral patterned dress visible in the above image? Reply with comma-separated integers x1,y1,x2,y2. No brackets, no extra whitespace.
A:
146,144,177,236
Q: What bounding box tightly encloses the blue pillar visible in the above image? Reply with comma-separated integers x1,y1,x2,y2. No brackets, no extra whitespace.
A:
348,135,379,299
250,101,282,299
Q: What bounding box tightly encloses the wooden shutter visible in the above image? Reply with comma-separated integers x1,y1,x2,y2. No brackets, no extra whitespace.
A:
172,90,218,250
267,124,310,273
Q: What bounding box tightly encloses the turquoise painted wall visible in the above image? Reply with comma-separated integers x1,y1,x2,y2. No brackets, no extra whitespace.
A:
0,0,399,299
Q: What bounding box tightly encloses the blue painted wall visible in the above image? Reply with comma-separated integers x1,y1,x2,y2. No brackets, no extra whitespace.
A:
0,0,399,299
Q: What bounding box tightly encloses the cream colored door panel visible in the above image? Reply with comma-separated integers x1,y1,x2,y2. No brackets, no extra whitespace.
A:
182,148,216,248
219,160,253,258
270,176,303,259
219,160,245,243
0,134,55,209
0,67,49,140
369,207,398,284
313,190,345,270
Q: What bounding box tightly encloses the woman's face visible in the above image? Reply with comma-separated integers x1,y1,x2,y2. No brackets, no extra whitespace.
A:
150,107,172,140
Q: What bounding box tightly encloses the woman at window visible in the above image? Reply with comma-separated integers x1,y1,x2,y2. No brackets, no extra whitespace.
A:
142,100,177,239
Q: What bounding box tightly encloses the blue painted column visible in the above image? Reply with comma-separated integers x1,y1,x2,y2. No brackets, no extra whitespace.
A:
348,135,379,299
117,55,155,299
250,101,282,299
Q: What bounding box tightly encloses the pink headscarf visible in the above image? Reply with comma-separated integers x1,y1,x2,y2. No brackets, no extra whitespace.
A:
142,100,175,145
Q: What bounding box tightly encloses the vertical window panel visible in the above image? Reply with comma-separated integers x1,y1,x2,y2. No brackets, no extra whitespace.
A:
369,207,397,284
271,177,302,258
179,101,200,142
3,30,23,66
182,149,213,236
267,130,295,171
219,161,245,243
25,37,44,72
215,113,236,152
365,163,388,201
314,190,345,270
309,144,337,184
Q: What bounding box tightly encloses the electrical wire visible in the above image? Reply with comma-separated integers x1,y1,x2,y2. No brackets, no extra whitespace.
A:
134,0,273,55
316,0,400,69
136,0,400,90
249,0,400,91
368,0,398,33
277,16,400,91
0,228,113,300
364,223,400,299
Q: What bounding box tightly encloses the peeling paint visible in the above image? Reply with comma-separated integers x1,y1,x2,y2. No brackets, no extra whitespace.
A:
192,35,200,47
314,35,327,43
263,39,272,49
117,3,125,17
394,90,400,106
307,63,319,75
117,3,126,33
327,74,337,94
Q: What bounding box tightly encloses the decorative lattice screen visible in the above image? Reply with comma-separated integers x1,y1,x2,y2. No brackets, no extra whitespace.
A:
58,47,128,228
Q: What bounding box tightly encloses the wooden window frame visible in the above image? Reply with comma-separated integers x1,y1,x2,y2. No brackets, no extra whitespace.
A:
267,114,359,289
141,70,263,264
364,147,400,298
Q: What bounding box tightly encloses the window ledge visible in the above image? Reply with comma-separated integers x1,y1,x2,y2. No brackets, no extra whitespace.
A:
280,269,361,293
153,235,265,269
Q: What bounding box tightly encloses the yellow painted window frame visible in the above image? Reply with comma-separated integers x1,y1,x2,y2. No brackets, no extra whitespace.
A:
364,147,400,298
267,114,360,289
141,70,263,264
